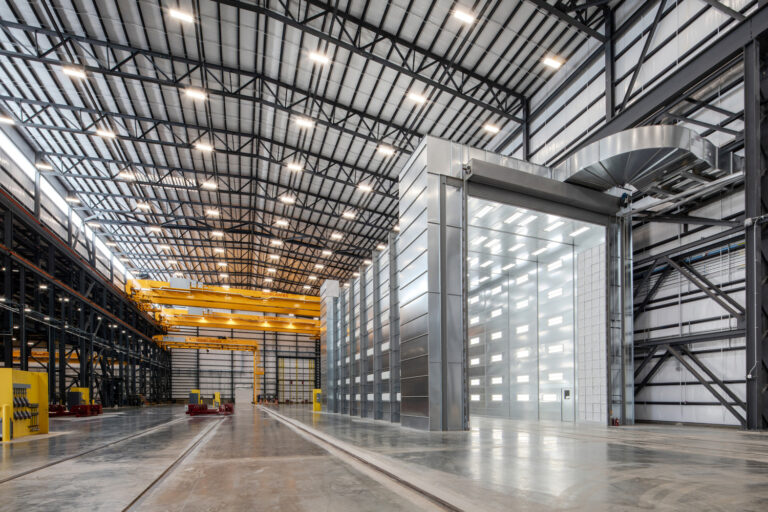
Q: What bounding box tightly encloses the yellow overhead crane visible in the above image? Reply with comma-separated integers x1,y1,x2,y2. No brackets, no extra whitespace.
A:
127,279,321,317
155,336,265,403
126,279,321,337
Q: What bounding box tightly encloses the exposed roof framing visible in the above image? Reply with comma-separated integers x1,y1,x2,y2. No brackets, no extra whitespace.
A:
0,0,608,292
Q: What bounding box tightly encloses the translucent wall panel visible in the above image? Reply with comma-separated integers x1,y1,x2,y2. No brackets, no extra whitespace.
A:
467,197,604,422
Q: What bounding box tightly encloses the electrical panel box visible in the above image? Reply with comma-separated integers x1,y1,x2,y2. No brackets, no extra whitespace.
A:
189,389,202,405
0,369,49,442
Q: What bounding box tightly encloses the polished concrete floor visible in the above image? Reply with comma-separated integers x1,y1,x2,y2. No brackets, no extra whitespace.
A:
1,404,766,511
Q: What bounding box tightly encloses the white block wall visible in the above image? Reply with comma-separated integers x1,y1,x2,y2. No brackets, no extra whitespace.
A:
576,244,607,423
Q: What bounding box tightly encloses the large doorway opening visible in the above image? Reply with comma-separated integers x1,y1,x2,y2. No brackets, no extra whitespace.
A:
467,196,606,422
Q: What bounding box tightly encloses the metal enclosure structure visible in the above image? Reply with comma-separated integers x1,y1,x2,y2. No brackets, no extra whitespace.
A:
322,232,401,423
322,136,635,430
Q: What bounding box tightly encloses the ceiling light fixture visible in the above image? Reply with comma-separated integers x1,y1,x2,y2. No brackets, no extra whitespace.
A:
569,227,590,237
205,208,219,217
95,129,116,138
184,88,207,100
330,232,343,240
376,244,386,251
65,195,80,203
62,66,87,79
136,202,151,211
117,170,135,180
342,210,356,219
453,9,476,23
303,285,311,290
295,117,315,129
200,181,217,190
106,241,117,247
393,224,400,232
211,230,224,237
542,55,565,69
213,247,225,254
315,264,324,269
483,123,500,134
148,225,163,233
357,183,372,193
219,273,229,278
279,195,296,204
407,91,427,104
169,8,195,23
217,262,227,267
364,259,372,266
308,276,317,281
264,278,273,283
377,145,395,156
308,51,330,65
268,254,280,260
270,239,283,246
321,249,332,256
194,142,213,152
274,219,289,227
0,116,14,125
286,162,303,172
35,162,53,171
159,244,171,251
266,268,276,273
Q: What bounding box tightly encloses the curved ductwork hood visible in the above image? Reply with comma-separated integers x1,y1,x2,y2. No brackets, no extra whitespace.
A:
552,125,719,192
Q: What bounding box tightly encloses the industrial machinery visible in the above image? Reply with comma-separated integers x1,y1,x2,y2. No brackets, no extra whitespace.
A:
185,389,233,416
48,386,103,417
0,369,49,442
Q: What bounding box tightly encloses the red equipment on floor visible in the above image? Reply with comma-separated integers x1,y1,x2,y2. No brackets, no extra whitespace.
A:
185,403,234,416
48,403,103,417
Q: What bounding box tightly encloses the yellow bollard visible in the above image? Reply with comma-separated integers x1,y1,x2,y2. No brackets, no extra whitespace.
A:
1,403,11,442
312,389,322,412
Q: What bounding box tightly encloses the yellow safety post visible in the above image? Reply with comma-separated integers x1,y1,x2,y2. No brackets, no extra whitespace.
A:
1,403,10,441
312,389,322,412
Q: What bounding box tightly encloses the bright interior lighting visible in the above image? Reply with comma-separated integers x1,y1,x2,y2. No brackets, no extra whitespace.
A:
545,221,564,232
330,232,343,240
470,336,479,345
166,259,177,265
474,205,494,218
548,344,564,354
308,51,330,65
287,162,303,172
548,316,563,326
516,324,529,334
321,249,332,256
184,88,207,101
393,224,400,232
270,239,283,246
517,394,530,402
217,262,227,267
268,254,279,261
483,123,500,134
315,263,324,269
470,394,480,402
303,285,311,289
159,244,171,251
453,9,476,23
35,162,53,170
470,358,480,366
308,275,317,280
194,143,213,152
407,91,427,104
470,378,480,386
508,243,524,252
364,259,372,266
377,145,395,156
517,349,529,358
213,247,224,254
117,170,135,180
376,244,386,251
266,268,276,273
0,116,14,125
95,129,116,138
280,195,296,204
502,263,516,271
136,202,151,211
65,195,80,203
342,210,356,219
205,209,219,216
542,55,565,69
106,241,117,247
62,66,87,79
569,227,590,237
211,230,224,237
548,260,562,271
357,183,373,193
148,225,162,233
517,300,528,309
504,212,523,224
517,375,529,383
169,8,195,23
491,330,502,339
295,117,315,129
491,394,503,402
274,219,289,227
519,214,537,226
219,273,229,278
531,247,547,256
